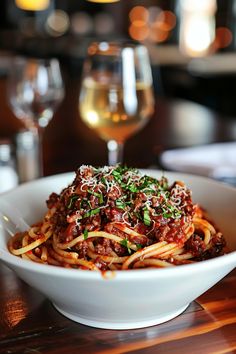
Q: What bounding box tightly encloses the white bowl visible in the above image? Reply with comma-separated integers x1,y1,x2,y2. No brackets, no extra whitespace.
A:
0,170,236,330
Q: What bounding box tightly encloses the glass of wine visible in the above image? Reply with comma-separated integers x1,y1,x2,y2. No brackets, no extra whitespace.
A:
7,56,65,177
79,41,154,165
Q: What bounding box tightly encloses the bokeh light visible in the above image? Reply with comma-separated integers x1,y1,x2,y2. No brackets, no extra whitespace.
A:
149,26,170,43
15,0,49,11
71,12,93,36
155,11,176,31
214,27,232,49
179,0,217,57
46,10,70,37
129,6,149,23
129,5,176,43
129,23,149,41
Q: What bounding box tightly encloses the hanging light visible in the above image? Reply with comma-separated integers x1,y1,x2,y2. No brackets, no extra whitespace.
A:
87,0,120,3
179,0,217,57
15,0,50,11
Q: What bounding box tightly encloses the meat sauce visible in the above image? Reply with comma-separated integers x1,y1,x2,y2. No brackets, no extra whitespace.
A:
45,165,224,269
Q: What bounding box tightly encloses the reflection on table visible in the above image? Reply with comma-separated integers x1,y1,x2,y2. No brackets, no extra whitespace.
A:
0,263,235,353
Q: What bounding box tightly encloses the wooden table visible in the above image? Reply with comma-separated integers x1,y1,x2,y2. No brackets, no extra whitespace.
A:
0,263,235,354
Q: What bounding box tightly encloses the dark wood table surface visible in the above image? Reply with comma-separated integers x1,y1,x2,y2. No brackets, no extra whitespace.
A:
0,264,235,354
0,74,236,353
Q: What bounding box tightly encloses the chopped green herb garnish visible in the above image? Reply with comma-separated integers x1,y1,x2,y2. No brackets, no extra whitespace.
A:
116,199,126,210
143,208,151,226
67,195,79,209
112,170,121,179
138,175,156,190
101,176,107,185
162,212,173,219
128,184,138,193
159,202,182,219
120,238,132,254
83,207,101,219
88,189,104,204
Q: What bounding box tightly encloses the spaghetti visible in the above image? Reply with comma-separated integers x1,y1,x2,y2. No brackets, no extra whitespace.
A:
8,165,226,270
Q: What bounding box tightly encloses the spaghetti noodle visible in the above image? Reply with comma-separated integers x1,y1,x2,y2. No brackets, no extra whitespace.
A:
8,165,226,270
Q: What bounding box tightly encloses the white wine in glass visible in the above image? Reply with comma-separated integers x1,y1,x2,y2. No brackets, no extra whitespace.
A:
8,57,64,178
79,42,154,165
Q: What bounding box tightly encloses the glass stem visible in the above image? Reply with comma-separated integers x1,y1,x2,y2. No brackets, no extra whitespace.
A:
31,126,44,178
107,140,124,166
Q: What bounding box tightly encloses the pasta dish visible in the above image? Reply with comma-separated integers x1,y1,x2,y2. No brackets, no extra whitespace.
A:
8,165,226,270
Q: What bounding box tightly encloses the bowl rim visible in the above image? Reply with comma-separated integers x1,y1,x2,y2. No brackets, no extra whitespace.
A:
0,169,236,280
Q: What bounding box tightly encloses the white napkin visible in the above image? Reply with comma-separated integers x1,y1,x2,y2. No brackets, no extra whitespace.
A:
160,142,236,178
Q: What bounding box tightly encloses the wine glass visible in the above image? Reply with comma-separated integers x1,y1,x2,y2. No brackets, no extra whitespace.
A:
79,41,154,165
7,56,65,177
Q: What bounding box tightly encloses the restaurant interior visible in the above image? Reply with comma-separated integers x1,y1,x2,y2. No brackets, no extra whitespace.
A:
0,1,236,353
0,0,235,187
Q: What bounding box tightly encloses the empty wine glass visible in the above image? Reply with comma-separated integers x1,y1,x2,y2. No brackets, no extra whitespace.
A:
79,41,154,165
7,56,65,177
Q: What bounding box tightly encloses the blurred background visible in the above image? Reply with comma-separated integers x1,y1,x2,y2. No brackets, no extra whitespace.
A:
0,0,236,188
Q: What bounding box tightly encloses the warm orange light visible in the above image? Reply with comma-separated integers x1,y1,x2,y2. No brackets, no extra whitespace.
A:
129,23,149,41
214,27,232,49
15,0,49,11
129,6,149,23
128,5,172,44
3,298,28,329
132,20,147,27
149,12,173,44
156,11,176,31
149,27,170,43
